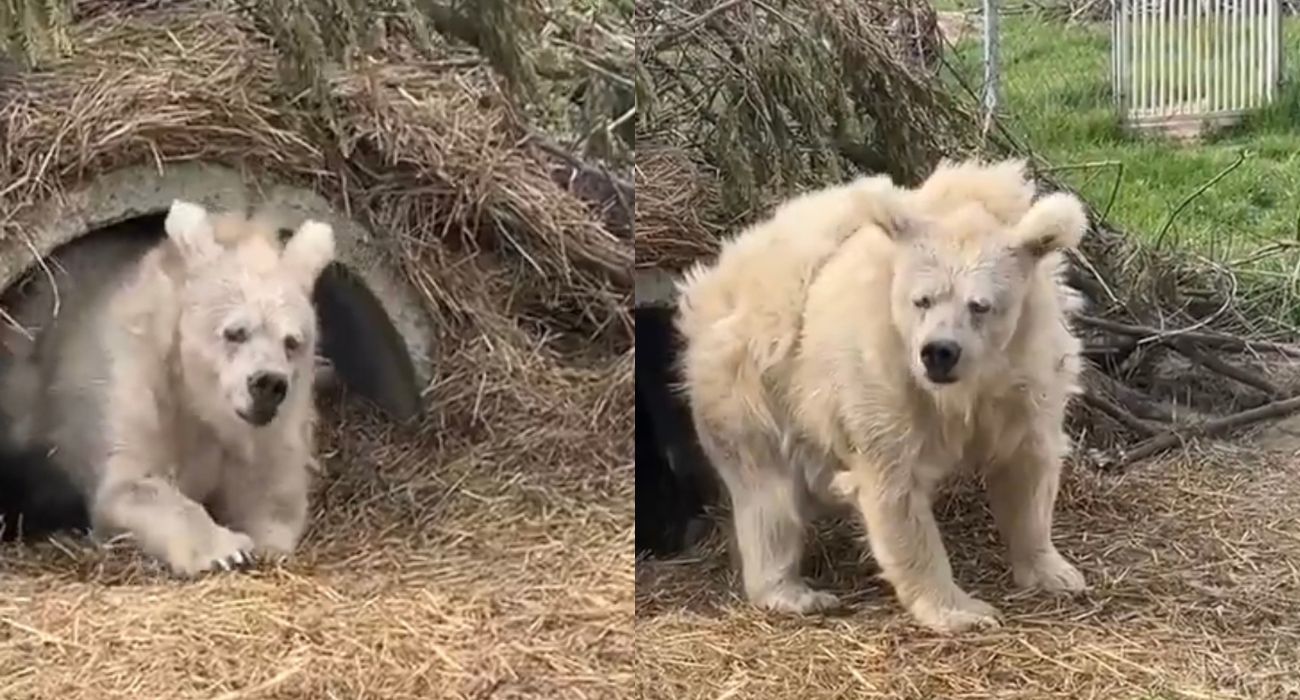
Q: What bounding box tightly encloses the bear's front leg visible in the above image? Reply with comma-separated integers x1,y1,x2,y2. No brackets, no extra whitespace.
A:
846,459,1002,633
216,462,310,561
985,435,1086,594
92,473,255,577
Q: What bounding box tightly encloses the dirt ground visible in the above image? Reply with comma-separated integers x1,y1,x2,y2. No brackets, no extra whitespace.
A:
635,435,1300,699
0,386,634,699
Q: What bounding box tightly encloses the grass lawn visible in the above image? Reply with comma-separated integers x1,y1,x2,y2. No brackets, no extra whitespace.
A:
943,11,1300,258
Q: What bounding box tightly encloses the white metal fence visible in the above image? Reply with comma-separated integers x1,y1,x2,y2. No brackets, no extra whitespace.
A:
1112,0,1284,131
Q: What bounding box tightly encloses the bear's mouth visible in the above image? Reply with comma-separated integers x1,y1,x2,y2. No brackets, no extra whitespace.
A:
237,407,278,427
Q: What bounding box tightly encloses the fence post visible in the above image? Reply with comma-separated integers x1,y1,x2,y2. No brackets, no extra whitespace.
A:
1277,0,1286,92
982,0,1000,125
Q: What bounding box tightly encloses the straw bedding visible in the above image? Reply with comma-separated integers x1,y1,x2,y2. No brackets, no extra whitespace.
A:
0,5,632,699
636,443,1300,699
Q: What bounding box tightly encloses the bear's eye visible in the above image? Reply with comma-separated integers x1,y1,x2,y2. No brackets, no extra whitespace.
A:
284,335,301,353
223,327,249,344
913,296,933,310
968,300,992,315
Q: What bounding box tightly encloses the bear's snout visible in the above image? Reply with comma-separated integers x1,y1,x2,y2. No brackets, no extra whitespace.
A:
244,371,290,425
919,340,962,384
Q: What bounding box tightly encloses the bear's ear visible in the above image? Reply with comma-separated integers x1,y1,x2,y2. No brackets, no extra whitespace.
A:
164,199,220,265
1010,192,1087,260
282,219,337,289
851,175,918,242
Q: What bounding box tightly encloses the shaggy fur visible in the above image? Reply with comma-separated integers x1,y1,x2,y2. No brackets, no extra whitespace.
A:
0,201,335,576
674,159,1089,633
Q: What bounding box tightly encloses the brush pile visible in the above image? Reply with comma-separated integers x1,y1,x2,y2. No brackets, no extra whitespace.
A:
0,1,634,697
634,0,966,267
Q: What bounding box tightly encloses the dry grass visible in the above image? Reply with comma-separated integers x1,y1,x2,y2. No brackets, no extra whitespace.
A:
0,5,631,340
636,442,1300,699
0,3,633,698
632,145,725,270
1,356,633,698
0,345,633,699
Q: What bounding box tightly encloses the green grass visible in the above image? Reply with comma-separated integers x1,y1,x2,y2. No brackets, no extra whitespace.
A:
944,13,1300,257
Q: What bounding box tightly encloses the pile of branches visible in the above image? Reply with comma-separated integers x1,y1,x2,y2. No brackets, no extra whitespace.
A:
636,0,1300,469
634,0,985,270
1060,180,1300,469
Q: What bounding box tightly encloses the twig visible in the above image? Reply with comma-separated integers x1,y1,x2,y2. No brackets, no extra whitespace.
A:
1170,339,1280,397
1080,392,1158,437
0,305,32,341
1168,256,1237,344
1076,315,1300,358
1228,239,1300,268
530,134,633,199
1153,149,1247,249
1068,0,1104,22
651,0,747,52
528,131,634,239
1084,367,1174,422
1104,393,1300,469
1066,248,1120,307
1039,159,1123,223
1082,339,1136,364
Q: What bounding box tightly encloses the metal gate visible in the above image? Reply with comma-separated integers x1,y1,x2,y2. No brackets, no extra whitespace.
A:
1112,0,1283,133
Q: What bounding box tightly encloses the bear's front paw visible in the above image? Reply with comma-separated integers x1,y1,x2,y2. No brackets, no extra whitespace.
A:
244,521,302,564
752,582,843,615
163,525,256,577
907,588,1002,633
1013,550,1087,593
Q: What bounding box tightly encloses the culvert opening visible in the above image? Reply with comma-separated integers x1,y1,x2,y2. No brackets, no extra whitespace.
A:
0,213,423,424
634,304,718,559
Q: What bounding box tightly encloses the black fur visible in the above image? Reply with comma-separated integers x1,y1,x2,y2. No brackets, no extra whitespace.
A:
636,384,699,556
312,261,423,422
634,306,717,558
0,440,88,542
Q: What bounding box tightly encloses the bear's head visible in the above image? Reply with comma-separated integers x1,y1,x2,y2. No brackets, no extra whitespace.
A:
163,200,336,428
873,167,1087,392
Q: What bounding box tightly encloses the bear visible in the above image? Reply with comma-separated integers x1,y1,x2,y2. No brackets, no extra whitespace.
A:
673,158,1090,633
0,199,335,576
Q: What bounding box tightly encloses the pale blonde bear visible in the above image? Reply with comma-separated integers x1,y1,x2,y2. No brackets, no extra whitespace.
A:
675,159,1089,633
2,200,334,576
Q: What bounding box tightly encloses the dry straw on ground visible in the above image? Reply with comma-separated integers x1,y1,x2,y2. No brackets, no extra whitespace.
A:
0,3,633,698
637,442,1300,699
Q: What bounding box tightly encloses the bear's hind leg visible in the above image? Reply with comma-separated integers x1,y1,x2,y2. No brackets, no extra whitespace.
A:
702,427,841,615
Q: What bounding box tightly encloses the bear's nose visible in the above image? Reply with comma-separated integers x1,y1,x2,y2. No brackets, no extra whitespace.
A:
920,340,962,382
249,371,289,406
